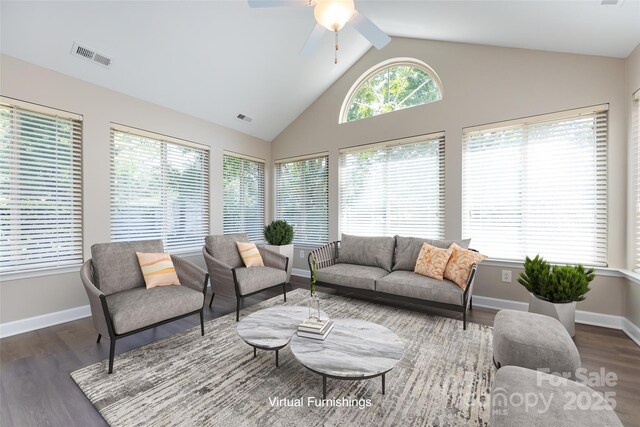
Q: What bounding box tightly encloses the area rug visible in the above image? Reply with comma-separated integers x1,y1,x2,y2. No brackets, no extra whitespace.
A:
71,289,494,426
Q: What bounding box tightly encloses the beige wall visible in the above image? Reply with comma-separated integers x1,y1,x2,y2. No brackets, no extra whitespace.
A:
273,37,630,317
0,54,271,323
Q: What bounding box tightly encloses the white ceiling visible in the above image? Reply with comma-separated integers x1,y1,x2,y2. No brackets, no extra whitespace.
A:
2,1,639,141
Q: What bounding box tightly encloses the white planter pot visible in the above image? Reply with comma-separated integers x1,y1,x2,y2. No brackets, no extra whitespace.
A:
528,293,577,337
263,244,294,283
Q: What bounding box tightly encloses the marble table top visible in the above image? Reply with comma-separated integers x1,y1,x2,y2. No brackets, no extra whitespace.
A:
236,306,328,350
290,318,405,379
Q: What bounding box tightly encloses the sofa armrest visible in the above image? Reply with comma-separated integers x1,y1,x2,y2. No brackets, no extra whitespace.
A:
257,246,288,271
308,242,338,270
171,255,209,294
80,260,111,337
463,262,480,302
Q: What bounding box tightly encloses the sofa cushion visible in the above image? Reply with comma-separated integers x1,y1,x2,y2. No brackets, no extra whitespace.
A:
106,285,203,334
393,236,471,271
375,270,464,306
205,233,249,268
493,309,581,379
444,244,487,289
414,243,453,280
316,263,389,291
91,240,164,295
491,366,622,427
337,234,396,272
234,266,286,295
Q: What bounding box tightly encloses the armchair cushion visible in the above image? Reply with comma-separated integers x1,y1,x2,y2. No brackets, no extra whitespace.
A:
91,240,164,295
136,252,181,289
234,266,286,296
205,233,249,268
106,286,204,334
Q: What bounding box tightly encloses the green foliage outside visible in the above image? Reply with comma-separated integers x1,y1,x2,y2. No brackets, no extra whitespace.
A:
518,255,594,303
263,219,294,246
347,65,441,122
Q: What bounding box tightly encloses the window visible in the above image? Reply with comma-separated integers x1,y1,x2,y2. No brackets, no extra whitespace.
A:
633,91,640,272
339,134,445,238
223,153,265,241
275,154,329,245
341,59,442,123
110,125,210,252
0,98,83,275
462,106,608,266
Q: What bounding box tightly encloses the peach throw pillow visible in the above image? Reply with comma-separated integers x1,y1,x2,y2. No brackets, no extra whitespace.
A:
414,243,453,280
136,252,181,289
444,243,487,289
237,242,264,267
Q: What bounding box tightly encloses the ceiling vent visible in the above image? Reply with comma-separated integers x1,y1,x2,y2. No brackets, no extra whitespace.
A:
70,42,112,68
236,113,253,123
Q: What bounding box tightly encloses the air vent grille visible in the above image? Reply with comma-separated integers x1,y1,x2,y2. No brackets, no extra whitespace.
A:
236,113,253,123
70,42,112,68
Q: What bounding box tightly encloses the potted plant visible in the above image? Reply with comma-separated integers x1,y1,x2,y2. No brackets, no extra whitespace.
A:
263,220,294,282
518,255,594,337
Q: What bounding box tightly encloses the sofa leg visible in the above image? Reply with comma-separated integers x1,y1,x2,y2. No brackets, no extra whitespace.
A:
283,283,287,302
236,298,240,322
108,339,116,374
200,310,205,336
463,310,467,331
96,333,101,343
469,296,473,310
208,292,215,308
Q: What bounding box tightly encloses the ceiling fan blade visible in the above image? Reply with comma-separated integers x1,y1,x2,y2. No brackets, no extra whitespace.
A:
348,10,391,49
300,23,326,57
247,0,306,8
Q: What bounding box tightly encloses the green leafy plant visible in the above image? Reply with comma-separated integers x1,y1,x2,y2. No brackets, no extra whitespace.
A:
263,220,294,246
310,259,317,296
518,255,594,303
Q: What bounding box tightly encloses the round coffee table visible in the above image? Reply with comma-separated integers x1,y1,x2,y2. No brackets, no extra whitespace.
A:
236,305,328,367
290,318,405,398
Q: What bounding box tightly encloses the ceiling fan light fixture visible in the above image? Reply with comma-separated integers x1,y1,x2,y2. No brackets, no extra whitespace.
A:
313,0,355,31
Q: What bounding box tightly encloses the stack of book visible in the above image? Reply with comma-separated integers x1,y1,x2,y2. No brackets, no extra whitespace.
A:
297,318,334,340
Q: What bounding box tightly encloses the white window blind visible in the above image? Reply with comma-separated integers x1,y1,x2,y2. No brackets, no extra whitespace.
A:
110,125,210,253
275,154,329,245
633,92,640,272
462,106,608,266
0,99,83,274
339,134,445,238
223,153,265,241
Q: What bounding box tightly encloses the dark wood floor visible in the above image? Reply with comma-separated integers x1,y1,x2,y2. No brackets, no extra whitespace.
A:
1,278,639,427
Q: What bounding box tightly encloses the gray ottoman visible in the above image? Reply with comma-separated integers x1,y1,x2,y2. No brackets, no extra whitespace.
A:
491,366,622,427
493,309,580,379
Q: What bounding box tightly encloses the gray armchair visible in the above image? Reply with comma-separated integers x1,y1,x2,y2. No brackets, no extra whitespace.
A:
203,233,289,321
80,239,209,373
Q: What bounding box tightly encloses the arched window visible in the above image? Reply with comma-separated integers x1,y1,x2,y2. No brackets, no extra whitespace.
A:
340,58,443,123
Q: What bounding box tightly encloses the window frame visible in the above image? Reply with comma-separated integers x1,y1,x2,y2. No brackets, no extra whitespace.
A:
109,123,210,254
462,104,609,266
222,151,266,242
338,132,446,239
274,152,329,247
633,90,640,272
339,57,443,124
0,97,84,279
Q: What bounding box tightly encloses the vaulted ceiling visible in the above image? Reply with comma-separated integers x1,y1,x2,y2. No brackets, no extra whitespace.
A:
2,1,639,141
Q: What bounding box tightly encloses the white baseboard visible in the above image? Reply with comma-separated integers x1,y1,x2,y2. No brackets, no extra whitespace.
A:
622,318,640,347
292,268,311,278
472,295,638,346
0,305,91,339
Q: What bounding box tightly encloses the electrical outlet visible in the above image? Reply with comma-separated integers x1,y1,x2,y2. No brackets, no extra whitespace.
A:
501,270,512,283
299,250,305,258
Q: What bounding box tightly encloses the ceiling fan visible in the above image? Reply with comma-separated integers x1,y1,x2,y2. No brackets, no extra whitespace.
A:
248,0,391,64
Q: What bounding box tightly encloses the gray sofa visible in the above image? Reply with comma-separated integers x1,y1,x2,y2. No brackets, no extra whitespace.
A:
80,240,209,373
203,233,289,321
309,234,478,329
